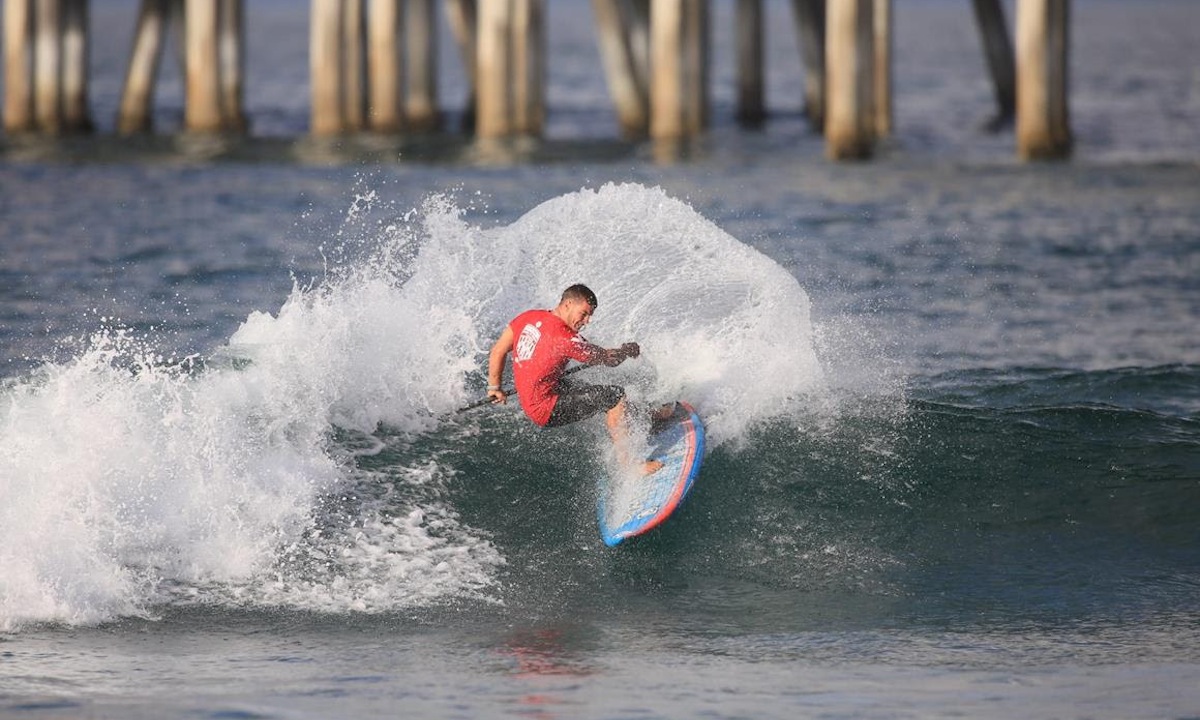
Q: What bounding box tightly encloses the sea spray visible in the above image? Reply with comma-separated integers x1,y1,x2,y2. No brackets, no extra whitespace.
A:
455,183,824,445
0,195,500,629
0,324,339,628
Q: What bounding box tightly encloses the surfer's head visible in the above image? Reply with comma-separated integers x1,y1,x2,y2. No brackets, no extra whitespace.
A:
557,284,598,330
560,284,598,308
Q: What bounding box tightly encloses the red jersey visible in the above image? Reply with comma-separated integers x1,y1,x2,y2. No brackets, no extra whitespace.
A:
508,309,598,426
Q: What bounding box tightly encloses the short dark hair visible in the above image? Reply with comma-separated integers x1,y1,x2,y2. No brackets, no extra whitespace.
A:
561,284,598,308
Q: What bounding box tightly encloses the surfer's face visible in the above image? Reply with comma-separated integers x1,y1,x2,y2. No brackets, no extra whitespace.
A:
563,300,594,331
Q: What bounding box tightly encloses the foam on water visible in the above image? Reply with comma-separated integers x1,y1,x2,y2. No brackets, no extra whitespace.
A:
0,182,821,629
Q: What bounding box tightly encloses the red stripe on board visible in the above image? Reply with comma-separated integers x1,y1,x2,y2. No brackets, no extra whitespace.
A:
644,408,698,531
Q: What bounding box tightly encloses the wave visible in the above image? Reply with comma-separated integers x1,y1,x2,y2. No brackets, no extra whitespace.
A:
7,181,1192,631
0,183,823,629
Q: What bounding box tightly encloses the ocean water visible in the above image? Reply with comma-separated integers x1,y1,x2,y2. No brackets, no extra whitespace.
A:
3,1,1200,718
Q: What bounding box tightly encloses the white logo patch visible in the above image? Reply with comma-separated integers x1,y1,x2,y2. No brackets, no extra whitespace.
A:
515,321,542,362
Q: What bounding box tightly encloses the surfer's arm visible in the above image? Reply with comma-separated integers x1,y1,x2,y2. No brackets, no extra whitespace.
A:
583,341,640,367
487,326,514,404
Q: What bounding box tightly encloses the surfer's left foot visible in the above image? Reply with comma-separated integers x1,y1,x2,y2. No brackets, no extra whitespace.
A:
641,459,664,476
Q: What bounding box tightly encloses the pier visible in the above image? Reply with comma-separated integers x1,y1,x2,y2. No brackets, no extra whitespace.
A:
2,0,1073,161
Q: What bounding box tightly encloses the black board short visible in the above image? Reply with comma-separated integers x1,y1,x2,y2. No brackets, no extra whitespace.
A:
545,381,625,427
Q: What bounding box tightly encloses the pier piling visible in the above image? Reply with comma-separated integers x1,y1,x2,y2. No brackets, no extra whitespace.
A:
62,0,92,132
477,0,543,138
735,0,763,126
342,0,366,131
593,0,649,138
825,0,874,159
629,0,650,100
650,0,708,140
872,0,891,137
445,0,478,130
404,0,439,131
184,0,222,132
218,0,246,131
475,0,511,138
33,0,63,134
790,0,825,131
1016,0,1071,159
3,0,34,133
117,0,167,134
367,0,402,132
310,0,343,135
973,0,1016,130
183,0,245,133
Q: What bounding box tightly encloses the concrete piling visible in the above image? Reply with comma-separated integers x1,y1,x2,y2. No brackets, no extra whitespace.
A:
735,0,764,126
1016,0,1071,159
33,0,63,134
445,0,478,130
649,0,707,140
341,0,365,131
973,0,1016,130
404,0,439,131
790,0,825,131
593,0,649,137
367,0,402,132
477,0,543,138
116,0,166,134
310,0,344,135
184,0,222,133
825,0,874,159
61,0,92,132
872,0,890,138
3,0,35,134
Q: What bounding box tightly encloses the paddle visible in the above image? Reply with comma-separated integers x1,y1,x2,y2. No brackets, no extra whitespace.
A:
455,364,589,414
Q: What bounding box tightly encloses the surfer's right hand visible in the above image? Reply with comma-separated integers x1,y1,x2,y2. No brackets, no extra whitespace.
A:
488,389,507,405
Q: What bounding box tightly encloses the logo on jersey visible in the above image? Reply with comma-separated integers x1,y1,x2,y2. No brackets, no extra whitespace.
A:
515,321,542,363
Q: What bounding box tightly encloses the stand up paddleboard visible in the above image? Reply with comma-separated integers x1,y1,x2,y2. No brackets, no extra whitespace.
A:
597,401,705,546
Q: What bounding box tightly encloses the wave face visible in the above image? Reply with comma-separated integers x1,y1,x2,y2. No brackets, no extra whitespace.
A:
0,183,824,629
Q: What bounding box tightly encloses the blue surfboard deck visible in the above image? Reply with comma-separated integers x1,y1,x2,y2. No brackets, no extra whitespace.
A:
597,401,705,546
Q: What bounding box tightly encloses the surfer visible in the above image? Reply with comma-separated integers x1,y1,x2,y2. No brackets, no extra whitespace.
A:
486,284,665,475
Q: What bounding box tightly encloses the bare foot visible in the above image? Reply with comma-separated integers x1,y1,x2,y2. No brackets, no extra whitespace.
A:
641,459,664,476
